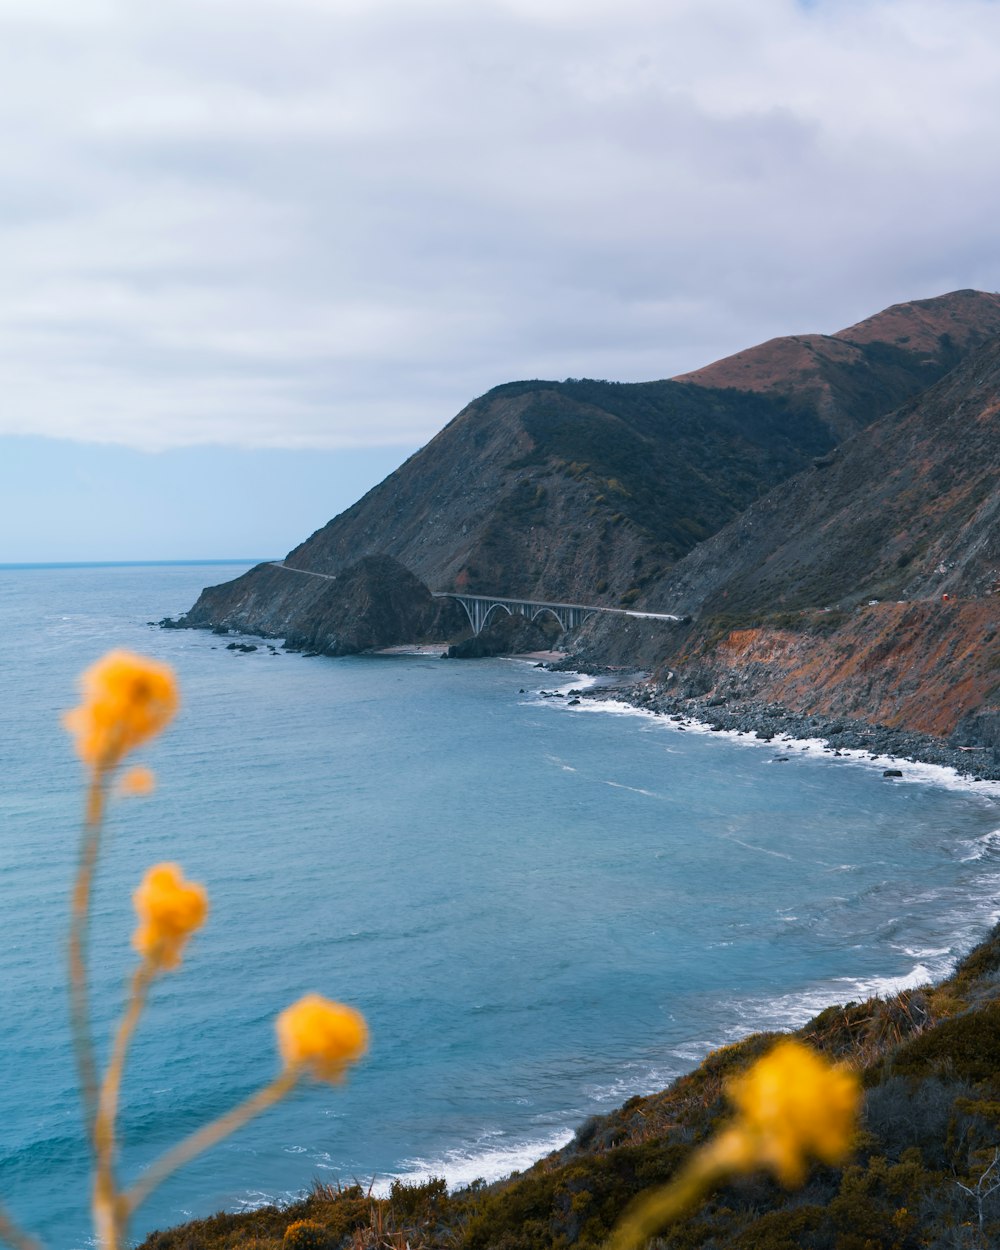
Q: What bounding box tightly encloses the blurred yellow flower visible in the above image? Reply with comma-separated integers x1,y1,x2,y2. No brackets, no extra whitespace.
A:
118,766,156,797
64,651,178,774
276,994,369,1082
608,1039,861,1250
718,1039,860,1186
132,863,208,971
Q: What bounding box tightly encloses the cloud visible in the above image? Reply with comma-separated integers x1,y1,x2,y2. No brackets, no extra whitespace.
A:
0,0,998,450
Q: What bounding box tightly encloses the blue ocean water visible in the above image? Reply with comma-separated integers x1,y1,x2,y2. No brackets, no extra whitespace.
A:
1,562,999,1248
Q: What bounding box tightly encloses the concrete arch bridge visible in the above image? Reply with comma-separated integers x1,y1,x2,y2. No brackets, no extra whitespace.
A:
435,593,596,636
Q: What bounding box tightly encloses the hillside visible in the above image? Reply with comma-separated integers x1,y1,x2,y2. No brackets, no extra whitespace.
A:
140,922,1000,1250
675,286,1000,439
182,290,1000,639
651,332,1000,618
283,379,833,603
589,333,1000,743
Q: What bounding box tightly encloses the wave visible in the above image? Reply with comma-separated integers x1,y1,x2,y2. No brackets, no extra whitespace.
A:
719,961,942,1040
602,780,664,799
376,1127,577,1194
958,827,1000,862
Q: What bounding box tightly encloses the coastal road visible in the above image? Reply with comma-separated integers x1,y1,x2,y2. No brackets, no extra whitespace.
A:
269,561,683,626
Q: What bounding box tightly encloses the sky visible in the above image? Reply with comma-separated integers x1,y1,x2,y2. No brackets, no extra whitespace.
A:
2,0,1000,560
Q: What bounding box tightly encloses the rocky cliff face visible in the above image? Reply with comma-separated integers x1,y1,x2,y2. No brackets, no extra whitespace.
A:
671,601,998,741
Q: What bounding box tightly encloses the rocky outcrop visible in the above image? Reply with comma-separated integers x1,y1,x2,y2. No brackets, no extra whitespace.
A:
180,556,464,656
666,601,999,741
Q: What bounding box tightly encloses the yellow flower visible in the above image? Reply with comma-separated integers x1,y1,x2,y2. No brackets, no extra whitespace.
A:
132,863,208,971
717,1039,860,1186
118,765,157,797
276,994,369,1082
64,650,179,774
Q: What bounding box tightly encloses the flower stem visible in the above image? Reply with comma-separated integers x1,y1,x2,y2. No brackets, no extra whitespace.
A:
606,1145,729,1250
123,1069,300,1220
69,774,107,1144
93,963,154,1250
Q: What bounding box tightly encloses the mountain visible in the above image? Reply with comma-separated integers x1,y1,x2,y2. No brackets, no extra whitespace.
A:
653,330,1000,618
180,554,463,652
183,289,1000,640
283,290,1000,603
675,286,1000,438
582,332,1000,742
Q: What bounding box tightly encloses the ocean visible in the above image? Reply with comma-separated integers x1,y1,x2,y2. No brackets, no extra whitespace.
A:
1,562,998,1248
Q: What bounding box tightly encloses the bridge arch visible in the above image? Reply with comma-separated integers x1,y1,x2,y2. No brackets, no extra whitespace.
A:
480,602,513,632
530,605,567,632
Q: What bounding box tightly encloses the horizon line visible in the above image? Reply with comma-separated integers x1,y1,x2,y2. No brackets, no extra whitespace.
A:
0,558,274,569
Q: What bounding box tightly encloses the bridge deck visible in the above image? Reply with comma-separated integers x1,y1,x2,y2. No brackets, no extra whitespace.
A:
269,564,682,634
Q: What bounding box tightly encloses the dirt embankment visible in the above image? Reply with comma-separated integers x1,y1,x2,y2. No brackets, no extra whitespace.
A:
666,599,999,749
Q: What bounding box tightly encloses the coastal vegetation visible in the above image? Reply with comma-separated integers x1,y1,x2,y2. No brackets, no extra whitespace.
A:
132,922,1000,1250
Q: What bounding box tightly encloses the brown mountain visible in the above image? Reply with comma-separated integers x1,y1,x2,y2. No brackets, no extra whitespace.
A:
675,287,1000,438
184,289,1000,641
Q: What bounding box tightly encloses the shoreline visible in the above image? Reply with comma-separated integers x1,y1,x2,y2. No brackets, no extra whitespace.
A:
539,663,1000,787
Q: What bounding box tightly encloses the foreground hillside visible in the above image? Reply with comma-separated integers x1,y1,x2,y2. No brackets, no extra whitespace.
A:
140,923,1000,1250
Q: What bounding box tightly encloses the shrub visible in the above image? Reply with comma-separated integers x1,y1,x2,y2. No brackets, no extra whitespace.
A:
282,1220,333,1250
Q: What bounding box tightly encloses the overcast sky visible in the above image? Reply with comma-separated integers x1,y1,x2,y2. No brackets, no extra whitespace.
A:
3,0,1000,558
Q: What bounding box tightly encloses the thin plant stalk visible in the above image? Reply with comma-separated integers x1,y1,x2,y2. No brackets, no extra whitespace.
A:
92,963,155,1250
607,1148,729,1250
123,1068,300,1222
69,774,109,1143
